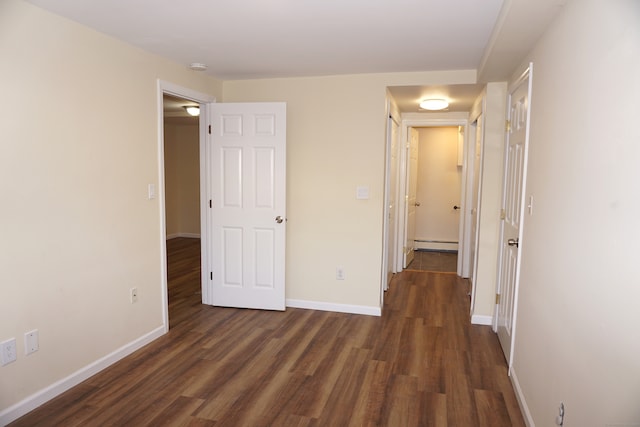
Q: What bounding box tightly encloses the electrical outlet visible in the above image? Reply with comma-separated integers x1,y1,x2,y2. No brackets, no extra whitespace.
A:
1,338,17,366
130,287,138,303
25,330,39,355
336,267,345,280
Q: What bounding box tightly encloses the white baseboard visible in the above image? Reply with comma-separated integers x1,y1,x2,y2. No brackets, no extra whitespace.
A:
0,326,166,426
166,232,200,240
286,299,381,317
510,368,535,426
471,314,493,325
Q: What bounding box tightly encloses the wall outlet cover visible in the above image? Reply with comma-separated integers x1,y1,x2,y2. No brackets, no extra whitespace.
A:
25,330,39,355
1,338,17,366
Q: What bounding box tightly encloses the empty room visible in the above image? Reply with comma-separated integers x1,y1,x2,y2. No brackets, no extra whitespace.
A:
1,0,639,425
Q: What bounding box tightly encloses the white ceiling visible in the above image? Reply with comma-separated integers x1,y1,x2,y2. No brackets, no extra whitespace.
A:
26,0,508,80
27,0,565,112
388,84,485,114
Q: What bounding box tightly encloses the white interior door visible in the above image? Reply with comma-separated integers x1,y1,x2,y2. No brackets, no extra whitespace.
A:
404,127,419,267
208,102,286,310
496,66,532,366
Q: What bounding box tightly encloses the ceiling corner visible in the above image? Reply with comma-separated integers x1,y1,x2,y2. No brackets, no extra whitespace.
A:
478,0,566,83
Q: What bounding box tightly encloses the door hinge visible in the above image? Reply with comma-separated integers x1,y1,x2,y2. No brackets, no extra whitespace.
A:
210,272,213,280
505,120,511,132
500,209,506,220
495,293,501,304
209,199,212,208
208,124,212,134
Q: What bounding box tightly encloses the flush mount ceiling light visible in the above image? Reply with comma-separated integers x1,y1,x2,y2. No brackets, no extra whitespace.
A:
419,99,449,111
189,62,207,71
183,106,200,117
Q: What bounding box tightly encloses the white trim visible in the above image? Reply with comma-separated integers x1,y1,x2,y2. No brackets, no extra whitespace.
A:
381,94,403,305
0,326,165,426
159,81,216,104
199,102,213,305
157,80,215,328
471,314,493,325
166,233,201,240
286,299,381,317
468,108,487,317
510,368,535,427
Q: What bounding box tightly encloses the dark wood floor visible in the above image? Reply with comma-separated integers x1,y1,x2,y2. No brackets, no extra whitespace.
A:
10,238,524,426
406,250,458,273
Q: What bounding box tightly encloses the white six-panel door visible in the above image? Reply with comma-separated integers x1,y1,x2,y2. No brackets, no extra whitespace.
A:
208,102,286,310
496,66,532,367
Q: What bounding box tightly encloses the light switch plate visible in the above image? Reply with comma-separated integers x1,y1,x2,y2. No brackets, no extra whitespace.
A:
148,184,156,200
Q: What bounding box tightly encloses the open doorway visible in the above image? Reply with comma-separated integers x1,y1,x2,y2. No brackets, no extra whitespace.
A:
162,94,202,328
384,84,484,286
157,81,215,332
393,115,469,278
405,126,463,273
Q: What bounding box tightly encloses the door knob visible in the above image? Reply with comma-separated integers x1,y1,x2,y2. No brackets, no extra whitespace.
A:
415,202,421,207
275,216,284,224
507,238,519,247
453,205,460,210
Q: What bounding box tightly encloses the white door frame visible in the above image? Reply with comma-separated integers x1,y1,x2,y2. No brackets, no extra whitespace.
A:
465,106,485,315
383,114,400,289
396,114,469,275
157,80,215,332
381,96,402,304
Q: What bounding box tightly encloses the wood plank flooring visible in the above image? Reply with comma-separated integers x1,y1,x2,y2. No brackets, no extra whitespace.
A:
406,250,458,273
10,238,524,426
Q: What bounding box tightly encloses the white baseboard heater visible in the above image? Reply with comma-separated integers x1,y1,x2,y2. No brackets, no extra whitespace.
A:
414,239,458,252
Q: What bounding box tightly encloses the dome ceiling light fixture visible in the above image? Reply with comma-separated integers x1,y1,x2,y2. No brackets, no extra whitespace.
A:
419,98,449,111
189,62,208,71
183,106,200,117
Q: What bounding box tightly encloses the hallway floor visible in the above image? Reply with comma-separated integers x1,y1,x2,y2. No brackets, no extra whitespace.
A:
406,250,457,273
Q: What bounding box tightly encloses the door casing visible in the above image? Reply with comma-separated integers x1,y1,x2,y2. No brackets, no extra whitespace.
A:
157,80,215,331
396,114,470,276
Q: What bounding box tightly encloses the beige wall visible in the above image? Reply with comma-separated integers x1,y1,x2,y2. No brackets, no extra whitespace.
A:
164,122,201,237
7,0,635,424
511,0,640,424
0,0,221,414
223,70,476,308
415,127,461,249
